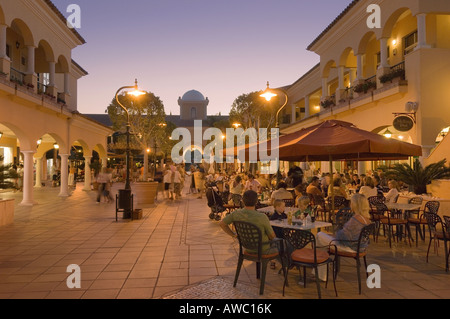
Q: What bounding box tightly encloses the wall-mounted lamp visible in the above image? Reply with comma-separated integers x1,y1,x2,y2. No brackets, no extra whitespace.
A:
53,143,59,150
37,138,42,145
383,128,393,139
0,132,3,139
15,41,20,49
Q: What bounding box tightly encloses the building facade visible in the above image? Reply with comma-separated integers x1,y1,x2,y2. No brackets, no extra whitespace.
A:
0,0,112,206
279,0,450,174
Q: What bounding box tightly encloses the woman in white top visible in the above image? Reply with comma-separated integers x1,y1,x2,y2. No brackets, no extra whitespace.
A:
359,176,378,199
385,180,400,203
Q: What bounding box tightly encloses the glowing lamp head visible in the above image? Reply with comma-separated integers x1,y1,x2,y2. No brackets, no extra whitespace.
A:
127,79,146,97
383,128,393,139
53,143,60,149
260,81,278,101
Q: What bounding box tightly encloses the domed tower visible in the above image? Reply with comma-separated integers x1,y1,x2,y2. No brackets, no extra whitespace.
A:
178,90,209,120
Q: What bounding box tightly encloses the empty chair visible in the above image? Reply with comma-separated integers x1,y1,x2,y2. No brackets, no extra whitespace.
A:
282,228,337,299
424,213,450,272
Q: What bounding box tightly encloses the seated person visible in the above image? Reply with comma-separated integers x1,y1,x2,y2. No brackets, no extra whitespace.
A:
306,176,323,197
315,194,372,281
294,183,307,205
385,180,400,203
271,181,294,205
327,177,350,200
219,190,277,256
270,199,288,240
359,176,378,199
294,196,314,219
270,199,288,221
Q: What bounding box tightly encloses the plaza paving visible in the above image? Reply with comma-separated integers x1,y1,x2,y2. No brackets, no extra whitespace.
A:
0,183,448,299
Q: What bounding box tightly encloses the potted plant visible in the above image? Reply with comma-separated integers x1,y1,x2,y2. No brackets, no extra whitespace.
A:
383,159,450,195
320,97,335,109
354,81,376,94
380,69,406,84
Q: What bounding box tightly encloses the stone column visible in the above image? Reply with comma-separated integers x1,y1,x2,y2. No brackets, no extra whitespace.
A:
83,156,92,191
321,77,329,99
34,157,43,188
336,65,346,102
0,24,10,79
58,154,70,197
377,38,391,87
20,151,37,206
416,13,431,49
47,61,57,96
304,95,310,118
356,54,363,82
24,46,37,92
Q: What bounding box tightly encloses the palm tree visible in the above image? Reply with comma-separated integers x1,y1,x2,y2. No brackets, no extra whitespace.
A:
383,159,450,195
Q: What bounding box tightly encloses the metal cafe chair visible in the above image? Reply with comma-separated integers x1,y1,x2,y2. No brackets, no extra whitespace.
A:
233,221,286,295
424,213,450,272
375,203,411,248
282,228,337,299
329,223,376,294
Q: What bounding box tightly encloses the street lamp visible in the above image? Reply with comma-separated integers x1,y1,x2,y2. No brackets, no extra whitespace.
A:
260,81,289,184
115,79,145,218
260,81,289,128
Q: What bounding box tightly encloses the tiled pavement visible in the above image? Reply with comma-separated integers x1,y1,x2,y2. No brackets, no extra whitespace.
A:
0,183,448,299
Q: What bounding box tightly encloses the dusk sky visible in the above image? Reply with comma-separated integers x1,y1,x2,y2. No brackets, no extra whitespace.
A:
52,0,353,116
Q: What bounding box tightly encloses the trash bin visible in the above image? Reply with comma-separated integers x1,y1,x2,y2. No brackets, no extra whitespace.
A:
118,189,132,219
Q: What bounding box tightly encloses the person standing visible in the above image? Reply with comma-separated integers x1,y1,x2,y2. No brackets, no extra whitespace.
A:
163,165,173,200
244,174,261,193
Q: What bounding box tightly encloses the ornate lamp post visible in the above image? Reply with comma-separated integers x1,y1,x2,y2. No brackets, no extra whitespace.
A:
260,81,289,184
115,79,145,218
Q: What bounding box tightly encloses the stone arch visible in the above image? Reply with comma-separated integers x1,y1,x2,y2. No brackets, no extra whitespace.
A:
0,121,33,151
56,54,70,73
37,39,55,62
71,139,91,157
381,8,412,39
0,5,5,25
339,47,357,67
322,59,337,78
93,143,107,159
357,31,377,55
10,18,35,47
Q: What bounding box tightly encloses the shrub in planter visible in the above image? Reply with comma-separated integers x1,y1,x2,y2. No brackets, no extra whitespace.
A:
320,99,335,109
354,81,376,94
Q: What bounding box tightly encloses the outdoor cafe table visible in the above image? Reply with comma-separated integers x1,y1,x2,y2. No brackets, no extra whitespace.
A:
270,219,333,232
385,202,421,218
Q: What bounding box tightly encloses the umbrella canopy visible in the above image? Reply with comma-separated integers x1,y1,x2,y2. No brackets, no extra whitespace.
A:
242,120,422,162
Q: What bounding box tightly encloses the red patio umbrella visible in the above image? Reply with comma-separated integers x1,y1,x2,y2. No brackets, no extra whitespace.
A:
242,120,422,162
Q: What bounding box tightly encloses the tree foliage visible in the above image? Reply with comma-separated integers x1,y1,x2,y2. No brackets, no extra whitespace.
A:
106,91,170,154
229,91,278,130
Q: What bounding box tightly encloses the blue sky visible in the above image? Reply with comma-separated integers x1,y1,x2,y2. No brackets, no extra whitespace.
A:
51,0,352,115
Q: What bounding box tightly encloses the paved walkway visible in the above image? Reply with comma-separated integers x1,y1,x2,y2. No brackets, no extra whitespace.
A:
0,183,448,299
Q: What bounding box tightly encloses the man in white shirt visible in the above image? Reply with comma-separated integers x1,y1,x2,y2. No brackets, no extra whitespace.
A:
244,174,261,193
270,181,294,205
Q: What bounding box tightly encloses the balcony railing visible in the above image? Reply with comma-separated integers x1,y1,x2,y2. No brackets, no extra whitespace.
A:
10,67,25,85
37,82,49,94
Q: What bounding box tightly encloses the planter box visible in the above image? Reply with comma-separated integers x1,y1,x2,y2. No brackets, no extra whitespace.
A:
0,199,14,226
132,182,159,205
133,209,143,220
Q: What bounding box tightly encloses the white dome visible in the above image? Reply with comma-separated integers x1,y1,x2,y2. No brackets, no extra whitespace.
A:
181,90,206,101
